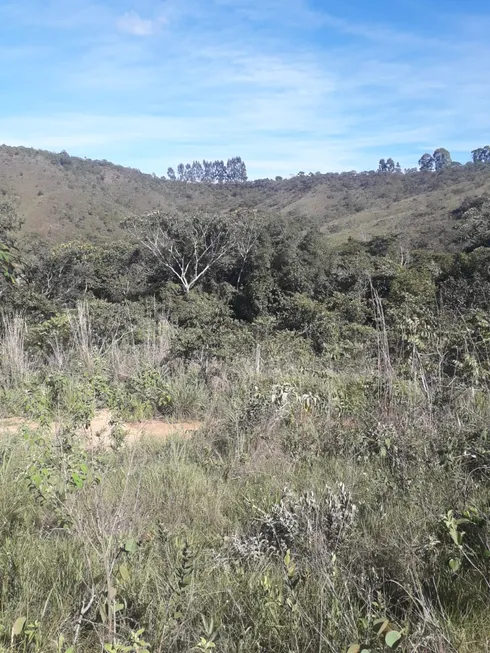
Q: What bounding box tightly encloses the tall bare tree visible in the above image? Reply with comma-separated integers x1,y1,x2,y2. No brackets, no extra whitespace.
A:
231,209,265,288
124,210,245,294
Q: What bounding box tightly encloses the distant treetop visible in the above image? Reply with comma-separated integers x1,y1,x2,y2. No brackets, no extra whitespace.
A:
378,158,401,173
167,157,247,183
418,149,452,172
472,146,490,164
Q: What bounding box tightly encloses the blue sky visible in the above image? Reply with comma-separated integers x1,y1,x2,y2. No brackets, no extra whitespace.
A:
0,0,489,178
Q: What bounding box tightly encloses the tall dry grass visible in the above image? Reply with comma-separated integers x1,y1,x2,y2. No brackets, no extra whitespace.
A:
0,314,30,386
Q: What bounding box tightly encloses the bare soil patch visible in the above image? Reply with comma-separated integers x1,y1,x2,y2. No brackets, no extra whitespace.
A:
0,409,201,447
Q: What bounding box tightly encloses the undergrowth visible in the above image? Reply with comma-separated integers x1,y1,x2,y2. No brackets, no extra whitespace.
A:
0,318,489,652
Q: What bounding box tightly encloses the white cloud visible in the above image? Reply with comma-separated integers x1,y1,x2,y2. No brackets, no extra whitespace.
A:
116,11,166,37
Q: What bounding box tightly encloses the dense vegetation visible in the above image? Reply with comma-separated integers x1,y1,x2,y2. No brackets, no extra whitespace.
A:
0,155,490,652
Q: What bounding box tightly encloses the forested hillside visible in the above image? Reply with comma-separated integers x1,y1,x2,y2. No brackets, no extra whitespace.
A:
1,144,490,249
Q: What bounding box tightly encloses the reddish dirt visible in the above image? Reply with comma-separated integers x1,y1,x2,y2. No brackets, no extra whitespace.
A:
0,409,201,447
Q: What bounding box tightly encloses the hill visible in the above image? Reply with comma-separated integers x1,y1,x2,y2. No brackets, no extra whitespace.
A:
1,144,490,249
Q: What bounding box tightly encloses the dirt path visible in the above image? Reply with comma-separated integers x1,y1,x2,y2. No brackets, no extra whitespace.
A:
0,409,201,447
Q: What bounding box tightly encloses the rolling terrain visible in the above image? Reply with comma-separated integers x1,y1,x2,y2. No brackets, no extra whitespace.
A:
1,144,490,249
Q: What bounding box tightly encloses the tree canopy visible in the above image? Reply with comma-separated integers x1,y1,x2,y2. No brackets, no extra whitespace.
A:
472,146,490,164
167,157,248,183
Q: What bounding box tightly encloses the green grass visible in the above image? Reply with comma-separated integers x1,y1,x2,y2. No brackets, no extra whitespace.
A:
0,344,489,652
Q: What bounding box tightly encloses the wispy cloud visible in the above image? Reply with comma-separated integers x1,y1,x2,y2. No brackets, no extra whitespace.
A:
116,10,167,36
0,0,490,177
